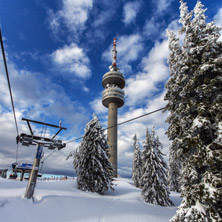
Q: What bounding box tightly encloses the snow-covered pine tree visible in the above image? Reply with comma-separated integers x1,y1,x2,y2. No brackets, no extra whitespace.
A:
166,0,222,221
132,134,142,188
166,29,185,179
168,144,181,193
141,127,173,206
73,114,113,195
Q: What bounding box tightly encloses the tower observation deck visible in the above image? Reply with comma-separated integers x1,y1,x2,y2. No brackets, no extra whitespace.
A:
102,38,125,177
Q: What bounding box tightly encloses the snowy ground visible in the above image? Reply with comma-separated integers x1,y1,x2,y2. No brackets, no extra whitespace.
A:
0,177,181,222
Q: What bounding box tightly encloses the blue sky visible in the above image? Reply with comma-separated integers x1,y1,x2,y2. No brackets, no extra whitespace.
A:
0,0,221,177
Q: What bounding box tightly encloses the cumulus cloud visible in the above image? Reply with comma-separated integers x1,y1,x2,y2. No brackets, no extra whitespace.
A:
90,97,107,115
0,58,89,171
0,106,80,176
143,17,161,40
142,0,175,43
166,19,181,33
153,0,174,14
50,43,91,79
125,39,169,106
92,1,117,28
102,34,144,74
42,140,80,176
82,0,121,42
117,91,169,178
48,0,93,35
0,108,38,167
143,18,180,41
123,1,141,25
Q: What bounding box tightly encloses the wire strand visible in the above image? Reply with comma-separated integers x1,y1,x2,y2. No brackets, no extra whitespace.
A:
64,87,222,145
0,28,19,137
42,149,57,162
15,143,19,163
65,106,166,144
0,27,20,163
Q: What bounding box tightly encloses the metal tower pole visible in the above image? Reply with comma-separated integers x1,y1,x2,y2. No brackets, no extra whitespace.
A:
24,144,43,199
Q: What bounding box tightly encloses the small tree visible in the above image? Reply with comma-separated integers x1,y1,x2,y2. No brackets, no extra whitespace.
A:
132,134,142,188
73,114,113,195
141,127,173,206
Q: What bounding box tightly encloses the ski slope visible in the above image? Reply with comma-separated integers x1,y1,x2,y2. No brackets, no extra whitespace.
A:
0,177,181,222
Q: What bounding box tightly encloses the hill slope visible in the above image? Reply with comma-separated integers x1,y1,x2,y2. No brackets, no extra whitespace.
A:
0,178,181,222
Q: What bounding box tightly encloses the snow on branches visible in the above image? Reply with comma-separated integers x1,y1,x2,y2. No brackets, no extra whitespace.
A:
141,127,173,207
73,114,113,195
132,134,142,188
166,0,222,221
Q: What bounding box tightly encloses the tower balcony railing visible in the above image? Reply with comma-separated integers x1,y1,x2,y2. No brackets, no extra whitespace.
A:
102,71,125,89
102,87,125,108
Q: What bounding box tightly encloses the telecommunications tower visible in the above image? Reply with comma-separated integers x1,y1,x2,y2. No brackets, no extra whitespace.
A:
102,38,125,177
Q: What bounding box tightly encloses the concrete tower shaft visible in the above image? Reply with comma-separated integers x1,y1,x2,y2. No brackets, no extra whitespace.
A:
102,38,125,177
107,102,118,176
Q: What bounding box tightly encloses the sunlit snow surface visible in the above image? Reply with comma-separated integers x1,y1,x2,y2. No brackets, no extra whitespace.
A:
0,178,181,222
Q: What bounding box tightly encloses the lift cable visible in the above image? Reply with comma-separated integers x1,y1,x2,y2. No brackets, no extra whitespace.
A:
39,149,58,172
64,86,222,145
42,149,57,162
65,106,166,144
0,27,20,162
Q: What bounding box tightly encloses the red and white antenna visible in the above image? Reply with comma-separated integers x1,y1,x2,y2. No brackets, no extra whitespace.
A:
112,37,117,67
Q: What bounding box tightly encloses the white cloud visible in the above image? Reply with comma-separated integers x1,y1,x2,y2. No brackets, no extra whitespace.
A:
143,17,161,40
117,91,170,178
125,39,169,106
90,97,107,115
214,8,222,42
51,43,91,79
92,2,116,28
48,0,93,35
143,18,180,41
0,58,89,172
42,140,80,176
102,34,144,74
153,0,174,14
82,0,120,42
166,19,180,33
123,1,141,25
47,9,60,36
0,107,80,176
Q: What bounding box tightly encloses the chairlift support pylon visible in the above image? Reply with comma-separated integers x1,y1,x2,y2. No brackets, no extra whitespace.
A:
17,118,67,199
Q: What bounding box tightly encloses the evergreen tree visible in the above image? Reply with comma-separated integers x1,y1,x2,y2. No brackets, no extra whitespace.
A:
141,128,173,207
73,114,113,195
132,134,142,188
168,144,181,193
166,0,222,221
